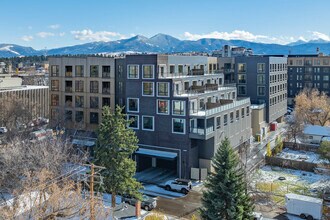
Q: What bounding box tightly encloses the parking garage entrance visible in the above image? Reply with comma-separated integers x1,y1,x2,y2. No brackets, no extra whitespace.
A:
134,148,178,184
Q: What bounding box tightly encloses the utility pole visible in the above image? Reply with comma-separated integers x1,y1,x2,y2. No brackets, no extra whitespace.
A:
90,163,95,220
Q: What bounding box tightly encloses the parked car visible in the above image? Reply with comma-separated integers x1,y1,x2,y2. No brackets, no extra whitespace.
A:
123,195,157,211
164,178,192,194
0,127,8,134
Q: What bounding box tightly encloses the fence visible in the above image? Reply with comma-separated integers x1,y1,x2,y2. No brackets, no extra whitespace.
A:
265,156,317,172
283,141,319,152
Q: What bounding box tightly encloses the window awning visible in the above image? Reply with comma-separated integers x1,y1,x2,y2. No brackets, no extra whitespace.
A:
135,148,177,160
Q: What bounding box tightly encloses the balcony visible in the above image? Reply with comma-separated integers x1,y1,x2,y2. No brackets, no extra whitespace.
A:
158,70,222,78
175,84,236,97
189,118,215,140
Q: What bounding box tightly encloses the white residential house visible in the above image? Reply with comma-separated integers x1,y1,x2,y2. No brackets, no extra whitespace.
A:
303,125,330,144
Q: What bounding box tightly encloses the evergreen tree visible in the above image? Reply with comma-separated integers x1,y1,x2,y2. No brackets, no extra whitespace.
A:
200,137,254,220
94,106,142,208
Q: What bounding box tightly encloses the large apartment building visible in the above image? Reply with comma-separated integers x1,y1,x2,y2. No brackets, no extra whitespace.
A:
287,54,330,105
116,54,251,178
234,56,288,124
48,56,115,131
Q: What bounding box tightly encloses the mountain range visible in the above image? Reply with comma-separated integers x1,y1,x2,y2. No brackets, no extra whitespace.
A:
1,33,330,58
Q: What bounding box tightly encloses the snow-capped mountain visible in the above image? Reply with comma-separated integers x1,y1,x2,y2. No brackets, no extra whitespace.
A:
1,34,330,58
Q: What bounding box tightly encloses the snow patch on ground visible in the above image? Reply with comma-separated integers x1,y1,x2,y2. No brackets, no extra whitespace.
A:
276,148,329,164
141,185,184,199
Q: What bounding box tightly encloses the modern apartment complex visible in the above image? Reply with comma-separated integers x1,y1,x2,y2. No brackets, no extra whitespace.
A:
234,56,287,124
287,54,330,105
116,54,251,178
48,56,115,131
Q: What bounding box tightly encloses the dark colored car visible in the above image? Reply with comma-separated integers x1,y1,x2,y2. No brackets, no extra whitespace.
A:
123,195,157,211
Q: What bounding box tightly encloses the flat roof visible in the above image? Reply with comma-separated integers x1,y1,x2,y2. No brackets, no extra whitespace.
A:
304,125,330,137
0,85,48,92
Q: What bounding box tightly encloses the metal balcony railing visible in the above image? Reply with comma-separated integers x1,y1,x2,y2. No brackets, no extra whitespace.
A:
158,70,222,78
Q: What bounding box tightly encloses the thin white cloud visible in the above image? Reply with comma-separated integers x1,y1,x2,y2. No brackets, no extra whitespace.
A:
59,32,65,37
21,35,34,42
36,32,55,38
311,31,330,41
71,29,126,42
49,24,60,29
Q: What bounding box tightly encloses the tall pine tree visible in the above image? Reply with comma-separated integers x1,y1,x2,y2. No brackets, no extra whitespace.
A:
200,137,254,220
94,106,142,208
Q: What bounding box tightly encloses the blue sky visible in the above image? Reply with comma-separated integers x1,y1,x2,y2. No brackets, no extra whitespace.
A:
1,0,330,49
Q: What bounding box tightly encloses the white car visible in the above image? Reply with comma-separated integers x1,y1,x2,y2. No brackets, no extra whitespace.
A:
164,179,192,194
252,212,263,220
0,127,8,134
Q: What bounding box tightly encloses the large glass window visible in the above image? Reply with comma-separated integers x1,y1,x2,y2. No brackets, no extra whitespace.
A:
172,118,185,134
51,65,59,76
90,81,99,93
257,74,265,84
128,65,139,79
102,66,111,78
157,82,169,97
75,81,84,92
142,65,154,79
257,86,266,96
75,65,84,77
128,98,139,112
216,116,221,129
172,100,185,116
65,110,72,121
90,112,99,124
142,82,154,96
323,75,329,81
51,80,59,91
102,97,111,107
65,66,73,77
75,96,84,108
142,116,154,131
238,86,246,95
238,74,246,83
90,65,99,77
224,114,228,126
51,94,59,106
170,65,175,74
238,63,246,73
157,100,169,114
90,97,99,109
65,81,73,93
257,63,265,73
128,115,139,129
75,111,84,123
102,82,110,94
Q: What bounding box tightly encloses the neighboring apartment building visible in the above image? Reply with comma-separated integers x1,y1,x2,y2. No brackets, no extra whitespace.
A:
0,75,49,126
287,54,330,105
235,56,287,124
212,45,253,58
48,56,115,131
116,54,251,178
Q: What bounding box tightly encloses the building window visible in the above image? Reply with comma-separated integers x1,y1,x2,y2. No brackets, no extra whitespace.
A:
102,66,111,78
142,65,154,79
90,112,99,124
90,97,99,109
257,63,265,73
65,66,73,77
238,86,246,95
172,100,185,116
75,96,84,108
238,74,246,83
170,65,175,74
90,65,99,77
90,81,99,93
157,82,169,97
172,118,185,134
51,65,59,76
51,80,59,91
128,115,139,129
75,81,84,92
178,65,183,74
51,94,59,106
102,97,111,107
236,110,239,121
65,110,72,121
75,111,83,123
241,108,245,118
65,81,72,93
216,116,221,129
324,75,329,81
323,83,329,89
257,86,265,96
65,96,73,107
128,65,139,79
224,114,228,126
75,65,84,77
102,82,111,94
246,107,250,116
142,116,154,131
157,100,169,115
238,63,246,73
257,74,265,84
127,98,139,112
230,112,234,123
142,82,154,96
